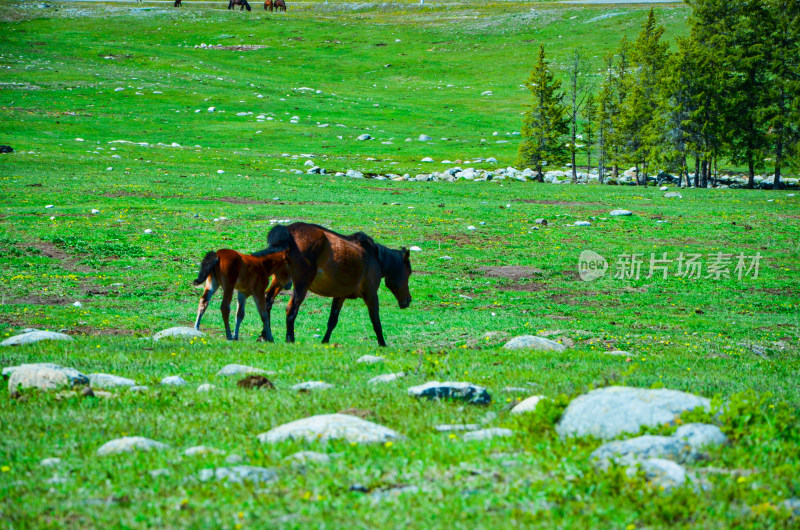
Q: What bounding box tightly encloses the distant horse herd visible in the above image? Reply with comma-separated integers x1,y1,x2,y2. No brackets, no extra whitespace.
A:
170,0,286,11
193,223,413,346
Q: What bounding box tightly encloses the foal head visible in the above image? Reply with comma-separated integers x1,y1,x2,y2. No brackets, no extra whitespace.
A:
382,247,412,309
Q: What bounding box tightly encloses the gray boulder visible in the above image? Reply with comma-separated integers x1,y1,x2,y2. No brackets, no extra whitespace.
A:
257,413,401,444
286,451,331,464
408,381,491,405
609,209,633,216
291,381,333,391
356,355,385,364
161,375,188,386
152,327,204,341
462,428,514,442
8,364,89,392
4,363,88,385
216,364,268,376
591,435,694,467
97,436,169,456
198,466,277,484
664,192,683,199
368,372,405,385
418,134,432,141
89,373,136,388
356,134,371,141
503,335,567,353
184,445,223,457
556,386,710,439
1,330,74,346
674,423,727,451
627,458,687,491
510,395,546,415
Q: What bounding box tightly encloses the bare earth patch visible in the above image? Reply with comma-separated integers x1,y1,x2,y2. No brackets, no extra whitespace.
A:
477,266,544,281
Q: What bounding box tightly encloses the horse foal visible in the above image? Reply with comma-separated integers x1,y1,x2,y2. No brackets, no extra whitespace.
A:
193,248,288,341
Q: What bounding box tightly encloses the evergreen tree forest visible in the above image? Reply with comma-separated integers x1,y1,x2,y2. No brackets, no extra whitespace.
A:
517,1,800,189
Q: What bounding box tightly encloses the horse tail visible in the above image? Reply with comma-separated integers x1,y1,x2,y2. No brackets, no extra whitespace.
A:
193,251,219,286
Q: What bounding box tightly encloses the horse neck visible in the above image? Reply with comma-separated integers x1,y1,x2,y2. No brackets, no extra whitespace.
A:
375,244,402,279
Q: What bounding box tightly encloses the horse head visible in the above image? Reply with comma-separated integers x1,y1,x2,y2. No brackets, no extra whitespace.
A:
384,247,412,309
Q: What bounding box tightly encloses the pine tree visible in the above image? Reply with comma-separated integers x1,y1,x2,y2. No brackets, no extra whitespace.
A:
595,54,616,184
517,45,570,181
583,92,597,175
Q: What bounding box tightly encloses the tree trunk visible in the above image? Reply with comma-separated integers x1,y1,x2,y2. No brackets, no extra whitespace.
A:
613,164,619,180
701,160,708,188
774,149,782,190
747,158,755,189
694,156,700,187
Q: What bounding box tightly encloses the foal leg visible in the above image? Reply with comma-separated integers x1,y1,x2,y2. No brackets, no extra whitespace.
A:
365,295,387,347
194,277,218,330
263,277,285,343
322,298,345,344
285,285,308,343
253,292,270,341
233,291,247,340
220,287,235,340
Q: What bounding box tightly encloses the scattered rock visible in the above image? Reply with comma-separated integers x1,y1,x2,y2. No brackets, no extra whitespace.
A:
356,355,385,364
236,375,274,389
409,246,422,252
609,209,633,216
97,436,169,456
184,445,223,457
40,457,62,467
418,134,432,141
286,451,331,464
534,218,547,225
368,372,405,385
674,423,727,451
197,383,216,392
225,454,244,464
462,428,514,442
3,363,88,386
407,381,491,405
291,381,334,391
502,335,567,353
217,364,268,376
160,376,188,386
257,413,401,444
434,424,480,432
149,468,172,478
356,134,371,141
627,458,687,491
573,221,592,227
421,157,434,163
781,498,800,517
152,327,204,341
7,364,87,392
89,373,136,389
510,395,546,415
1,330,74,347
592,435,694,467
130,385,149,392
660,186,669,191
198,466,277,485
556,386,711,439
664,192,683,199
604,350,631,356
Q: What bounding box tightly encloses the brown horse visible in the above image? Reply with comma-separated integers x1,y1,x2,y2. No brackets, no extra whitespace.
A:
264,0,273,10
228,0,252,11
193,248,288,340
274,0,286,11
262,223,411,346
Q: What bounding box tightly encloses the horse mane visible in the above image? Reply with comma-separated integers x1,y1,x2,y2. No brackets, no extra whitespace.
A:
310,223,405,277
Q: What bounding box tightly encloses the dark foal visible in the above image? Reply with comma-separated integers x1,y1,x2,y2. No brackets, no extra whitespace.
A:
193,248,288,340
260,223,412,347
228,0,252,11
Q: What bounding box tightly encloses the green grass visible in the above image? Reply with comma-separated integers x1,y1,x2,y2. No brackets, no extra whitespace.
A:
1,2,799,528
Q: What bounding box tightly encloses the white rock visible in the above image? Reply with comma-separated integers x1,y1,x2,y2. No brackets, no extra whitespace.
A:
207,107,216,112
421,157,434,162
573,221,592,227
418,134,432,141
604,350,631,356
368,372,405,385
462,428,513,442
609,209,633,216
674,423,727,451
556,386,711,440
1,330,74,347
510,395,546,415
197,383,216,392
161,375,188,386
257,413,401,444
627,458,687,490
91,209,100,214
286,451,331,464
97,436,169,456
216,169,225,174
409,246,422,252
5,363,88,391
152,327,204,341
356,355,385,364
291,381,333,391
592,435,694,467
130,385,149,392
434,424,480,432
89,373,136,388
217,364,267,376
503,335,567,352
184,445,223,457
143,229,153,234
40,457,62,467
198,466,276,484
356,134,371,141
467,225,476,231
660,186,669,191
664,192,682,199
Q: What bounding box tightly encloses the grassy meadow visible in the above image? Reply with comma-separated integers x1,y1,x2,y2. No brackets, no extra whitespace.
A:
1,1,799,528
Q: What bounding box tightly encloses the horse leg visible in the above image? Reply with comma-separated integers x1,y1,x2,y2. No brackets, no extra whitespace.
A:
253,292,271,341
322,298,345,343
365,295,387,347
220,287,235,340
285,285,308,343
263,277,285,343
233,291,247,340
194,277,218,330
